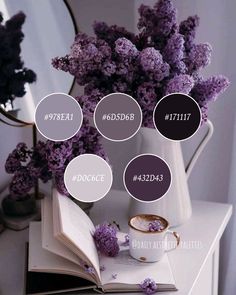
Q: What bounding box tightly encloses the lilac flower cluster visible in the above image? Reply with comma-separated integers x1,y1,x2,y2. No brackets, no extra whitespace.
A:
93,223,120,257
139,278,158,295
0,11,36,107
52,0,229,125
148,220,165,232
5,118,108,199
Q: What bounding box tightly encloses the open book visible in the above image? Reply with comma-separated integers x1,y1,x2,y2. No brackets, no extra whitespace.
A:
26,189,177,294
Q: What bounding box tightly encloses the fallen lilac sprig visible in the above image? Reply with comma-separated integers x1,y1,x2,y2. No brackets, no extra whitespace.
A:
85,266,96,274
93,223,120,257
140,278,158,295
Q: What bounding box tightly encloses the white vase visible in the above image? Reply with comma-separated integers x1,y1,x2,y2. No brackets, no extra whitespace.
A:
129,120,214,226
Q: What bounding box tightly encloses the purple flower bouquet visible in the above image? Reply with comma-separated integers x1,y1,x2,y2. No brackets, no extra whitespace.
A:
52,0,229,127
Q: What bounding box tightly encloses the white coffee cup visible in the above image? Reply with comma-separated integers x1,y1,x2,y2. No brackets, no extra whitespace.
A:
128,214,180,262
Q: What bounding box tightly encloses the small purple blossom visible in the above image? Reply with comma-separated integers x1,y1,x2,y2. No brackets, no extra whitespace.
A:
163,34,186,73
165,74,194,95
191,75,229,122
137,82,157,111
115,37,138,58
93,223,120,257
140,48,169,81
85,266,96,274
191,75,230,104
45,141,73,171
187,43,212,73
9,167,36,199
100,265,106,272
52,55,71,72
148,220,165,232
93,21,135,46
5,143,29,173
102,61,116,76
112,274,118,280
179,15,200,51
140,278,158,295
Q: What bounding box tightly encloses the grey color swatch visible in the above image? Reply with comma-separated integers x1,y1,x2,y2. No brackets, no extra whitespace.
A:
64,154,113,203
35,93,83,141
94,93,142,141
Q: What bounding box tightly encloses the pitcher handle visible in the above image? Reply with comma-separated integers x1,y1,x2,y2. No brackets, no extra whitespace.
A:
185,119,214,179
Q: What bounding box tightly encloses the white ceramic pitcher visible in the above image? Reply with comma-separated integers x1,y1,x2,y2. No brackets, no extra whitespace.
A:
129,120,214,226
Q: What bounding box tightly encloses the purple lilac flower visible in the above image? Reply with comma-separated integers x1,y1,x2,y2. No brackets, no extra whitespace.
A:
187,43,212,73
142,110,155,128
140,48,169,81
27,141,52,182
112,274,118,280
85,266,96,274
52,55,71,72
163,34,186,73
191,75,229,122
140,278,158,295
148,220,165,232
9,166,36,199
112,81,128,93
138,0,177,42
45,141,73,171
154,0,177,37
102,61,116,76
165,74,194,95
179,15,200,51
100,265,106,272
137,82,157,111
52,0,229,127
76,88,104,117
191,75,230,104
115,37,138,58
93,223,120,257
93,21,135,45
5,143,29,173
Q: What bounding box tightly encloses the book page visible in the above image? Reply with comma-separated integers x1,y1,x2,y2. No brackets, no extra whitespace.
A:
100,233,175,287
42,196,81,266
28,222,97,284
54,190,101,281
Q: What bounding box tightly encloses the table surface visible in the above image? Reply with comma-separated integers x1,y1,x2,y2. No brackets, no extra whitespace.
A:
0,190,232,295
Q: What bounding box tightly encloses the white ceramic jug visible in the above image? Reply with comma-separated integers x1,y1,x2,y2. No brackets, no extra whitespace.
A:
129,120,214,226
